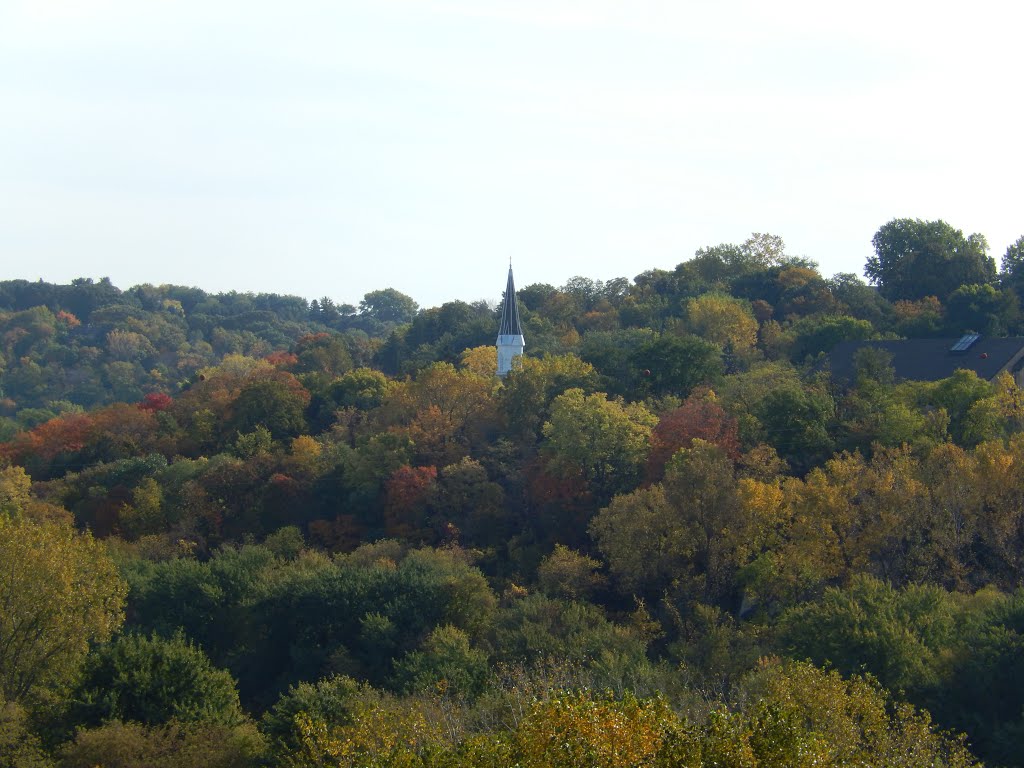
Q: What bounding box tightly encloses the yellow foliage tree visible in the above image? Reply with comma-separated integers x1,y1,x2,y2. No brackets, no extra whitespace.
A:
0,465,31,519
459,345,498,378
287,664,980,767
119,476,166,539
293,689,447,768
514,691,671,768
0,517,126,703
686,293,759,351
288,435,325,478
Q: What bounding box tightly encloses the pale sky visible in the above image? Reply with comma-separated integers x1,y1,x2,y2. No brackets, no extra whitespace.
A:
1,0,1022,309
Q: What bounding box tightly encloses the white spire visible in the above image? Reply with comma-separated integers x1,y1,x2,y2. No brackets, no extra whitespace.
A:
496,264,525,377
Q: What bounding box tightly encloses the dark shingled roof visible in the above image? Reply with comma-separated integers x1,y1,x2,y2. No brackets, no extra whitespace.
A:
498,266,523,336
829,337,1024,385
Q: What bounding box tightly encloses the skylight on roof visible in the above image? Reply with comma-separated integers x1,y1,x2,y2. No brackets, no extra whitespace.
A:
951,333,981,353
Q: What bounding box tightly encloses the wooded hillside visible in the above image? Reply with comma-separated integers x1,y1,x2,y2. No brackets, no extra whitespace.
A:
2,221,1024,767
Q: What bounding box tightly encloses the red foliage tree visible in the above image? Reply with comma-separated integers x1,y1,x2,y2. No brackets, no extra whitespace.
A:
265,351,299,369
1,403,161,479
383,465,438,541
646,392,740,482
259,471,316,532
87,404,161,463
0,413,94,475
56,310,81,328
139,392,174,412
523,456,594,550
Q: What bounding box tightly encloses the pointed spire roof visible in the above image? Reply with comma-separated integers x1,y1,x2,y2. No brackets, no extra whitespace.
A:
498,265,523,336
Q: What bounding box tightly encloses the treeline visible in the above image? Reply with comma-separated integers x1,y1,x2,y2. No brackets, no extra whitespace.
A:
2,219,1024,766
5,222,1024,432
0,279,422,435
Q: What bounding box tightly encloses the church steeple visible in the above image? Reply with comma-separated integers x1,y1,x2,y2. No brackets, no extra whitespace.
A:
498,264,523,336
496,264,525,377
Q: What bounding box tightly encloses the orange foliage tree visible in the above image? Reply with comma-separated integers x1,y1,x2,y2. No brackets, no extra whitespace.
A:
646,391,740,482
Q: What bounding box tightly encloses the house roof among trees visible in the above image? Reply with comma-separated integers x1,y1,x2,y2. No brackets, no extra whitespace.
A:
829,337,1024,384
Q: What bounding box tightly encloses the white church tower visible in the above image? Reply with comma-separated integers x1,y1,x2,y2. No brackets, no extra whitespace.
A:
496,264,525,377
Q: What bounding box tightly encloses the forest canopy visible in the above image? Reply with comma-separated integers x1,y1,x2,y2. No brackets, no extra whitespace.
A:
3,219,1024,766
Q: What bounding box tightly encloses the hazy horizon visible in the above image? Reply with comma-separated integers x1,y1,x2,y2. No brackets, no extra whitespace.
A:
3,0,1022,309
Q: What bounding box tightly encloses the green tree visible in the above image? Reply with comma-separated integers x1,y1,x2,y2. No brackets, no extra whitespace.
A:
755,383,835,471
0,517,126,703
589,485,678,596
669,602,765,694
777,575,960,694
541,388,655,503
945,282,1019,335
261,675,360,760
928,369,994,445
866,218,995,301
293,332,354,378
242,546,496,704
73,632,245,727
716,360,802,442
358,288,419,325
631,334,723,398
577,328,656,397
936,589,1024,766
999,234,1024,310
838,374,934,454
328,368,393,411
122,544,279,669
788,314,875,361
311,366,393,433
490,593,648,667
434,457,506,547
590,441,743,604
228,375,310,440
391,625,489,698
399,301,494,368
118,476,165,539
498,353,601,441
827,272,892,326
232,425,273,458
536,544,606,601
